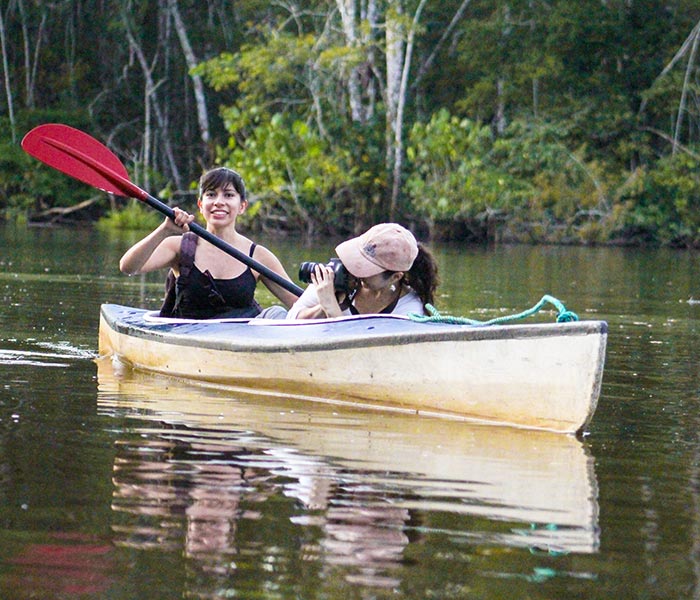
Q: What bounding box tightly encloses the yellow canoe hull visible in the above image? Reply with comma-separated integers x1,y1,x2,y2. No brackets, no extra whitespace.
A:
98,304,607,434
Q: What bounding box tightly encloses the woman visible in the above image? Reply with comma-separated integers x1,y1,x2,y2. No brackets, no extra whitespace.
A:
119,167,297,319
287,223,439,319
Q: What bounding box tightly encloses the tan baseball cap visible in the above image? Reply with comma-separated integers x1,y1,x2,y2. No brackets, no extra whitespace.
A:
335,223,419,277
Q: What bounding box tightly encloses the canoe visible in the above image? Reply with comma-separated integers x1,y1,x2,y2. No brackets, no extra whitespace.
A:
96,357,601,554
98,303,607,434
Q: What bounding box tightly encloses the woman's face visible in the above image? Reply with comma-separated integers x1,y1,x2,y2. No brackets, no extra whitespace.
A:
198,183,246,225
359,271,400,291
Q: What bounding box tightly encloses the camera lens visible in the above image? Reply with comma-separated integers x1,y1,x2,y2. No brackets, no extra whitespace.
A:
298,261,320,284
298,259,354,295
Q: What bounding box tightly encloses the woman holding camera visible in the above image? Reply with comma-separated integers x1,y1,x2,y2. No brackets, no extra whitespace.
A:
286,223,439,319
119,167,297,319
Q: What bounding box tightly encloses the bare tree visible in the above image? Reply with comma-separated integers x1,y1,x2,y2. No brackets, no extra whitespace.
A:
335,0,469,219
493,4,511,136
0,2,16,142
411,0,474,91
336,0,379,124
17,0,46,109
121,5,182,191
639,18,700,152
673,20,700,153
169,0,210,145
386,0,428,220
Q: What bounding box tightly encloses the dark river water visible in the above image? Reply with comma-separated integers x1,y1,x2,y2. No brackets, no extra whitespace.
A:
0,223,699,599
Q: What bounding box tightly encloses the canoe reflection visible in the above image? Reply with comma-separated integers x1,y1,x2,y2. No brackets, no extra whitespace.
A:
97,356,600,589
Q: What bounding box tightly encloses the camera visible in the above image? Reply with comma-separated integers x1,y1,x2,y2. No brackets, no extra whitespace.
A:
298,258,354,294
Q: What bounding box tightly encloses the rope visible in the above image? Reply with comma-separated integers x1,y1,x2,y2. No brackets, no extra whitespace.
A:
408,294,579,326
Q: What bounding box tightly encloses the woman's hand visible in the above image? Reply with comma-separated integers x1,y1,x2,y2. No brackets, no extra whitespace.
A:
119,207,194,275
163,207,195,232
312,265,343,318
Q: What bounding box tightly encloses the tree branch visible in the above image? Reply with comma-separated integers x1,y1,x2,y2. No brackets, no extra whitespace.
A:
411,0,473,92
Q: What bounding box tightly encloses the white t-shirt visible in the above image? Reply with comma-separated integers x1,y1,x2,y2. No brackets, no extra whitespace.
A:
286,285,425,319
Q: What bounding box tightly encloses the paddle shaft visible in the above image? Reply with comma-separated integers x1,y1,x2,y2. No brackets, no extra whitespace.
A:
38,135,304,297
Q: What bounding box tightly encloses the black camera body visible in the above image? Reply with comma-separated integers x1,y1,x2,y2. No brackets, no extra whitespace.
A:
298,258,354,294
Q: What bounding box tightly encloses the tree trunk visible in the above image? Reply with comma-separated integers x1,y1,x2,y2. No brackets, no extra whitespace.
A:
169,0,210,145
18,0,43,109
385,3,404,190
494,78,506,134
64,1,79,109
336,0,379,125
143,77,152,191
122,8,183,192
638,19,700,118
0,3,16,143
411,0,474,92
336,0,363,122
673,21,700,153
364,0,379,122
493,4,511,136
387,0,428,221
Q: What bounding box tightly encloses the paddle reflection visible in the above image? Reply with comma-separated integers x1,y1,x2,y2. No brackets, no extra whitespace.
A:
3,533,115,597
97,356,600,594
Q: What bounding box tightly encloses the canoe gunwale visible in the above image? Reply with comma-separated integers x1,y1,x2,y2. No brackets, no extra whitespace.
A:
102,304,608,354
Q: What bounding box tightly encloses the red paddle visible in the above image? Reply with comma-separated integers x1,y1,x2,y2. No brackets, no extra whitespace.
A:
21,124,303,297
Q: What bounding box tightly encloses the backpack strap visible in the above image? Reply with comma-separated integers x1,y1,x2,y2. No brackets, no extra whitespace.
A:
159,232,198,317
179,231,198,278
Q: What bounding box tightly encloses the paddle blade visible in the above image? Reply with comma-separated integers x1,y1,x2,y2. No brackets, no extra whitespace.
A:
21,124,143,199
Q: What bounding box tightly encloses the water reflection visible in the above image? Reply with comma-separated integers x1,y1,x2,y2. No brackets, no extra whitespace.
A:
4,533,116,597
4,224,700,597
111,429,268,567
96,356,600,594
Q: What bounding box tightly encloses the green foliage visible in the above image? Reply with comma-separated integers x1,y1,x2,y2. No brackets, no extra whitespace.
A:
96,200,163,231
406,109,525,222
198,21,387,234
196,32,319,132
0,110,99,217
613,153,700,246
491,120,611,217
0,137,93,217
406,111,618,242
0,1,699,246
218,113,356,235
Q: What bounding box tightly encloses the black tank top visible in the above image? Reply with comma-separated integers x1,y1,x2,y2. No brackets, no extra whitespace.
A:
166,232,262,319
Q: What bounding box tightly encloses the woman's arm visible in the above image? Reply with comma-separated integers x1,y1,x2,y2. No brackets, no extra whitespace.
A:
119,209,193,275
254,246,299,308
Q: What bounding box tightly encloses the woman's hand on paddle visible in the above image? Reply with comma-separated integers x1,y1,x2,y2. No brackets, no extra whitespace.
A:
120,207,194,275
163,207,195,233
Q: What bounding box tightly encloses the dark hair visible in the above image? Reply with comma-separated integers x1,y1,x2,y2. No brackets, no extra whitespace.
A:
199,167,246,201
404,244,439,306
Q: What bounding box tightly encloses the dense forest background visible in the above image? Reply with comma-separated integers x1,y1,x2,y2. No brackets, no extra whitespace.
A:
1,0,700,245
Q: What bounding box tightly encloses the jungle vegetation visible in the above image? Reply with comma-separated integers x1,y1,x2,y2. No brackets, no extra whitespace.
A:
1,0,700,246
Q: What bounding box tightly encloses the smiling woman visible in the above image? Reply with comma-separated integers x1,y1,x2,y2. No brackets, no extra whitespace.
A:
118,167,299,319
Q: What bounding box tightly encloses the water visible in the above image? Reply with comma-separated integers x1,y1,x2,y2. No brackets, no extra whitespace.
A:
0,223,699,598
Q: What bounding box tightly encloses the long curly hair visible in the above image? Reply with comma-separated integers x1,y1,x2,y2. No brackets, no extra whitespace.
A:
404,243,439,306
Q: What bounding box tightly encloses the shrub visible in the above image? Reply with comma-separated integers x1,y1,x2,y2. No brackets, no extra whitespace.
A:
97,201,163,231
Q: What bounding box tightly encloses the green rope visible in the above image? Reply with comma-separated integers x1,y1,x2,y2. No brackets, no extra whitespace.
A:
408,294,579,326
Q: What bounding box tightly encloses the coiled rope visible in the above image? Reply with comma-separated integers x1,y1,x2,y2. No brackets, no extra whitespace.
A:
409,294,579,326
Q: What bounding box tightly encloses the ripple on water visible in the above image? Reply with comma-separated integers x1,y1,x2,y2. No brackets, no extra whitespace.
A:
0,341,96,367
